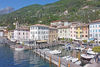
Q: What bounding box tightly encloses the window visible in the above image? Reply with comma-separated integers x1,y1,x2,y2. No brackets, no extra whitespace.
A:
99,29,100,32
85,35,87,37
23,33,24,35
96,25,97,28
19,33,20,35
99,25,100,27
96,30,97,32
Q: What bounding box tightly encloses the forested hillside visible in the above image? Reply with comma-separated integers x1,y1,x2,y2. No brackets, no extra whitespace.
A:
0,0,100,29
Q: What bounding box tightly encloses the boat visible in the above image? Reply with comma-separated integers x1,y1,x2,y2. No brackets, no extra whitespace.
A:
15,46,24,51
81,54,94,60
71,57,78,63
49,50,61,54
87,51,98,55
75,61,81,65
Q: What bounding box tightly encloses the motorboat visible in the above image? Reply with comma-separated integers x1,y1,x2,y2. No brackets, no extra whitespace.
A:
49,50,61,54
81,54,94,60
75,61,81,65
87,51,98,55
71,58,78,63
15,46,24,51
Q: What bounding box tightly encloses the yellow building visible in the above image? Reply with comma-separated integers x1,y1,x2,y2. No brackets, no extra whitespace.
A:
49,27,58,43
76,24,89,40
76,24,83,40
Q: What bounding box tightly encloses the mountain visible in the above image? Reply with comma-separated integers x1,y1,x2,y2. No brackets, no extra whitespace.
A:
0,0,100,30
0,7,14,15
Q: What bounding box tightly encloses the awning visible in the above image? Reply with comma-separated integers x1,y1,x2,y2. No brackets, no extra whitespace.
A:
36,40,47,43
89,38,94,41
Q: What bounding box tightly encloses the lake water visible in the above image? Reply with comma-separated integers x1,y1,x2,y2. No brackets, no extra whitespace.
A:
0,45,57,67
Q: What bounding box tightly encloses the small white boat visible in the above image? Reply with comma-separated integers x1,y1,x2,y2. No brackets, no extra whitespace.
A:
75,61,81,65
15,46,24,51
81,54,94,59
49,50,61,54
71,58,78,63
87,51,98,55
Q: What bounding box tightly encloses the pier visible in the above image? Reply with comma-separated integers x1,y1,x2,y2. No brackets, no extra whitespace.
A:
34,49,82,67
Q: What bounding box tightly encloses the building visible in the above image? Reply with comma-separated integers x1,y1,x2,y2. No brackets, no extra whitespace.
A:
30,24,49,43
76,23,89,41
14,28,30,43
50,20,70,28
49,27,58,43
0,30,4,37
89,19,100,43
70,22,78,40
81,24,89,40
8,30,14,42
58,26,70,39
75,24,83,40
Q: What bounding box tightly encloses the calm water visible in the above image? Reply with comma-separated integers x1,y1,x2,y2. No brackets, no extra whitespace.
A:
0,45,57,67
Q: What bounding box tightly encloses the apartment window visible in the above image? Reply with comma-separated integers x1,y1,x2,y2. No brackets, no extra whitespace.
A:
99,29,100,32
99,25,100,27
93,25,94,28
82,35,84,37
85,35,87,37
99,34,100,37
19,33,20,35
96,30,97,32
23,33,24,35
96,25,97,28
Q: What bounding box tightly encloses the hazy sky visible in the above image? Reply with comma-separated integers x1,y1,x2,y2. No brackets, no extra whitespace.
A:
0,0,59,10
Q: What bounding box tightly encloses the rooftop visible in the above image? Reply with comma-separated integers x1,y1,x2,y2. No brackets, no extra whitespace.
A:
31,24,49,28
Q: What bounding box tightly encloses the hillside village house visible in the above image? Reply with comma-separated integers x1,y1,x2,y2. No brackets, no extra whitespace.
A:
30,24,49,44
58,26,70,39
49,27,58,43
50,20,70,28
14,28,30,43
89,19,100,43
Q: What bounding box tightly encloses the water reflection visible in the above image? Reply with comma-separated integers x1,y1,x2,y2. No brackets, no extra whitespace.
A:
14,51,29,65
13,50,56,67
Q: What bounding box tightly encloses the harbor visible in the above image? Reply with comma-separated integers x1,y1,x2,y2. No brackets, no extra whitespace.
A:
0,45,57,67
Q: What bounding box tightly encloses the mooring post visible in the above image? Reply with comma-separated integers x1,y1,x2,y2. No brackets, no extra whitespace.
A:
49,55,51,64
59,57,61,67
68,63,70,67
78,52,80,60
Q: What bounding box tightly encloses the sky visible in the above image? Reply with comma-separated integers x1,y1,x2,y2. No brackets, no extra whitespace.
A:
0,0,59,10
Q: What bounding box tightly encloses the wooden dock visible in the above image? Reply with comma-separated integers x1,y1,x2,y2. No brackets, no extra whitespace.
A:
34,49,82,67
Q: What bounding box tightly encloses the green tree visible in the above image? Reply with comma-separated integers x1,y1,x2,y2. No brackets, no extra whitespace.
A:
83,40,87,44
90,40,95,44
93,46,100,53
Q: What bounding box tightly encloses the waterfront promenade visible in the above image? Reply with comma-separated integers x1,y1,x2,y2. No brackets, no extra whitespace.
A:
34,49,82,67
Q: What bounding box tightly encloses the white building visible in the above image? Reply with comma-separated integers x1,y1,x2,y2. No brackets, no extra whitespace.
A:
58,26,70,39
14,28,30,43
0,30,4,37
89,19,100,43
30,24,49,42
